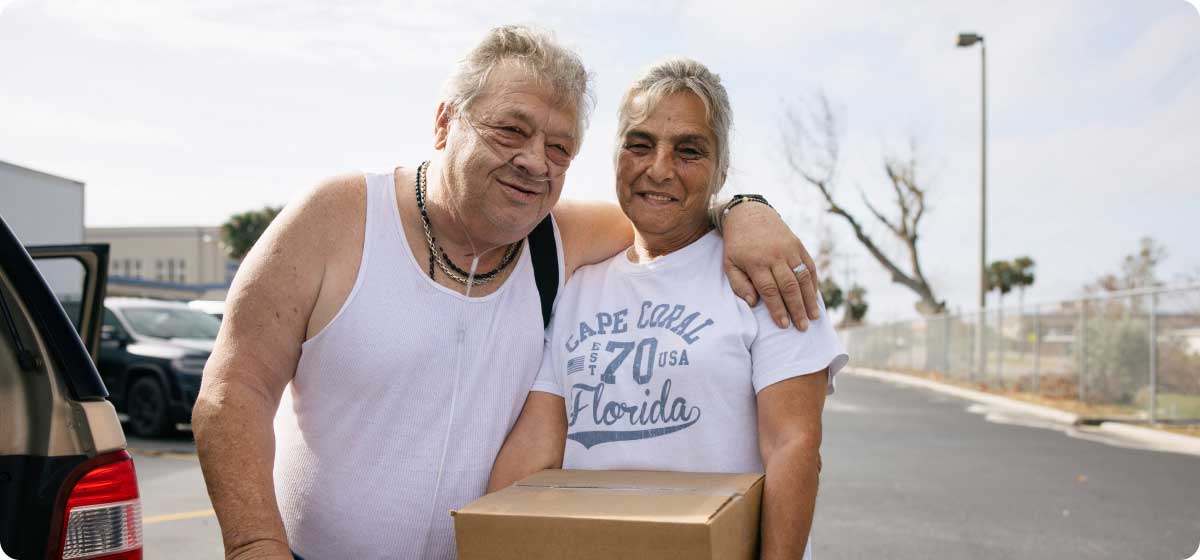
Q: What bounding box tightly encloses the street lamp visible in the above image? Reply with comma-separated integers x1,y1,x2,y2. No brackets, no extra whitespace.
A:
957,31,986,380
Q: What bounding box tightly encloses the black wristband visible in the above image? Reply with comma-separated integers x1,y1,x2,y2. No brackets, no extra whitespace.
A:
723,194,773,215
714,194,774,234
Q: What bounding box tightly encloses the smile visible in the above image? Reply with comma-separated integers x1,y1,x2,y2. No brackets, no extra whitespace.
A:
637,192,678,205
498,178,542,199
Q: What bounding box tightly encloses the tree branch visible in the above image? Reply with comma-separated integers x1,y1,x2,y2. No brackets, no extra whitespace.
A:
780,92,943,314
859,188,904,239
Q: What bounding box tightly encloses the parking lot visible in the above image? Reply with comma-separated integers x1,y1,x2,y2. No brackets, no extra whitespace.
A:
128,434,222,559
131,373,1200,559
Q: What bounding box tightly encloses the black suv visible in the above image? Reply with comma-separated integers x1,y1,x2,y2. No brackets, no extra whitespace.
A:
0,217,143,559
99,297,218,437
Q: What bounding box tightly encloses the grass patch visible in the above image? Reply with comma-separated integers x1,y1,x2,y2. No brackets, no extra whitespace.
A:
1134,392,1200,419
881,368,1200,438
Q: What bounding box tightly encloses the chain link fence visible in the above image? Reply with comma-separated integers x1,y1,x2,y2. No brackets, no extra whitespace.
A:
840,284,1200,422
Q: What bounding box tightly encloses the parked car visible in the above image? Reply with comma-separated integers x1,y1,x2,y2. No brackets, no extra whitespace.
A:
99,298,219,437
187,299,225,321
0,217,143,559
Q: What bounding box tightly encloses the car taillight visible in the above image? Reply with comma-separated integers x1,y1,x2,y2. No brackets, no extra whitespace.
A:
54,450,143,560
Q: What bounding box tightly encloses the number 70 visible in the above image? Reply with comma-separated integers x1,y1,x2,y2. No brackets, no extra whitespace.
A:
599,338,658,385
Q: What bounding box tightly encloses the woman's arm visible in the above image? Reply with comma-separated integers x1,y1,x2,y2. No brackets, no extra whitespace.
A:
487,391,568,493
756,370,829,560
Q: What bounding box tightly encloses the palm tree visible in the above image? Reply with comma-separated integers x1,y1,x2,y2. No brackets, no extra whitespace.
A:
987,261,1017,379
1011,256,1036,311
987,261,1016,308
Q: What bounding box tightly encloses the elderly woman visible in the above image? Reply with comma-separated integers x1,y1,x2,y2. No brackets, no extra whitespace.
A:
488,58,847,559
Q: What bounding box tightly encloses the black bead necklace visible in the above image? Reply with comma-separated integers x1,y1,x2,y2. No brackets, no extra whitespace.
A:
414,161,521,287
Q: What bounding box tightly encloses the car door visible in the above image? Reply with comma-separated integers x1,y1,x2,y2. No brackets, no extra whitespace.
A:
24,244,108,365
1,223,141,560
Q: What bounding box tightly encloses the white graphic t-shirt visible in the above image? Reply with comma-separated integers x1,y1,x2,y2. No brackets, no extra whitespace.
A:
533,230,848,473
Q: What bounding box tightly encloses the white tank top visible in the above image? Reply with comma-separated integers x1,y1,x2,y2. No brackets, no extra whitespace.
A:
273,171,562,560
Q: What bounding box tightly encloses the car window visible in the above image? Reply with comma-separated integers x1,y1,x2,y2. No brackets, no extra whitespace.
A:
30,257,86,334
121,307,220,340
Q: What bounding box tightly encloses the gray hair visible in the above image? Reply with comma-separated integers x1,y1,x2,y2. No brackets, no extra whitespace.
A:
615,57,733,196
442,25,595,139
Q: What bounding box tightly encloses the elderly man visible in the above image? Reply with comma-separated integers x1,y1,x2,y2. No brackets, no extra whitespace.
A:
193,25,821,560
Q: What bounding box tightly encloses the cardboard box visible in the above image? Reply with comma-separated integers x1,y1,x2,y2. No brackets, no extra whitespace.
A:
452,469,764,559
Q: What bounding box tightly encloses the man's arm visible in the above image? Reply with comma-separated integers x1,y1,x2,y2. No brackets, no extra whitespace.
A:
551,199,633,278
756,370,829,560
721,201,820,331
551,198,819,330
192,176,363,559
487,392,567,492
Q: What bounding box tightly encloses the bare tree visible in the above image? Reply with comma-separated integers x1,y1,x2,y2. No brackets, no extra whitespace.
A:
1087,236,1168,293
781,93,945,315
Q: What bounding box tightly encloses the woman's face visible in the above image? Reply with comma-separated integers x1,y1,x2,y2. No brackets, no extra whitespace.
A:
616,91,717,240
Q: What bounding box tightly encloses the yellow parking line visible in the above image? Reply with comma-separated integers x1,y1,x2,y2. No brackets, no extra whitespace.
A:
144,509,215,524
127,448,199,461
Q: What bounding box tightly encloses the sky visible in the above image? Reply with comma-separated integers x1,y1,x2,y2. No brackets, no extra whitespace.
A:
1,0,1197,321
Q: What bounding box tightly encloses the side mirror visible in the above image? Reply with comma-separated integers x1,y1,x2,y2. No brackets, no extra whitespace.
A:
101,325,124,344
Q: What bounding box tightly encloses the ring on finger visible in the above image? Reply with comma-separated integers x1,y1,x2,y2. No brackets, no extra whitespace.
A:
792,263,809,276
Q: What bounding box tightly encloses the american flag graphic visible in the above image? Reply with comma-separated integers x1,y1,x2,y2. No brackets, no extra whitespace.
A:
567,356,585,374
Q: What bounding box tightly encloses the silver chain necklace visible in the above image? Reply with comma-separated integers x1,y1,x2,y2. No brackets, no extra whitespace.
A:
414,161,519,287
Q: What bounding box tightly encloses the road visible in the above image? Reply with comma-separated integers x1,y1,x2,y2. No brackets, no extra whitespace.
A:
815,372,1200,559
129,373,1200,559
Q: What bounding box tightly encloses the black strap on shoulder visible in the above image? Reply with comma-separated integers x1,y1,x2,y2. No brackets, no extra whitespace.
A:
527,216,559,329
528,214,559,328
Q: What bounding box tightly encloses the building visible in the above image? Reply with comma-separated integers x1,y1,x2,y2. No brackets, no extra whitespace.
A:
0,159,85,245
1,159,87,299
86,226,236,301
2,159,236,302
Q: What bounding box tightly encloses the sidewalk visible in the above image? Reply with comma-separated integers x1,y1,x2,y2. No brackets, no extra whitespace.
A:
844,366,1200,458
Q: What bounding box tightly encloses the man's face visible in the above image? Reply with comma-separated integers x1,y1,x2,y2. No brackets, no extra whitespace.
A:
616,90,717,238
436,61,579,244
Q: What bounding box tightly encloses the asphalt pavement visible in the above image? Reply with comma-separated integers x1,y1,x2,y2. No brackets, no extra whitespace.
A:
127,434,221,559
128,373,1200,559
816,372,1200,559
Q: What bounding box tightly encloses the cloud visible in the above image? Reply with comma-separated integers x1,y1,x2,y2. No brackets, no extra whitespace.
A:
30,0,543,70
2,0,1196,319
0,94,175,145
734,1,1200,316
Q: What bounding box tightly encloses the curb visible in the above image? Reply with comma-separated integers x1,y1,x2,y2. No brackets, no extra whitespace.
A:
844,367,1200,457
846,367,1080,425
1096,422,1200,456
